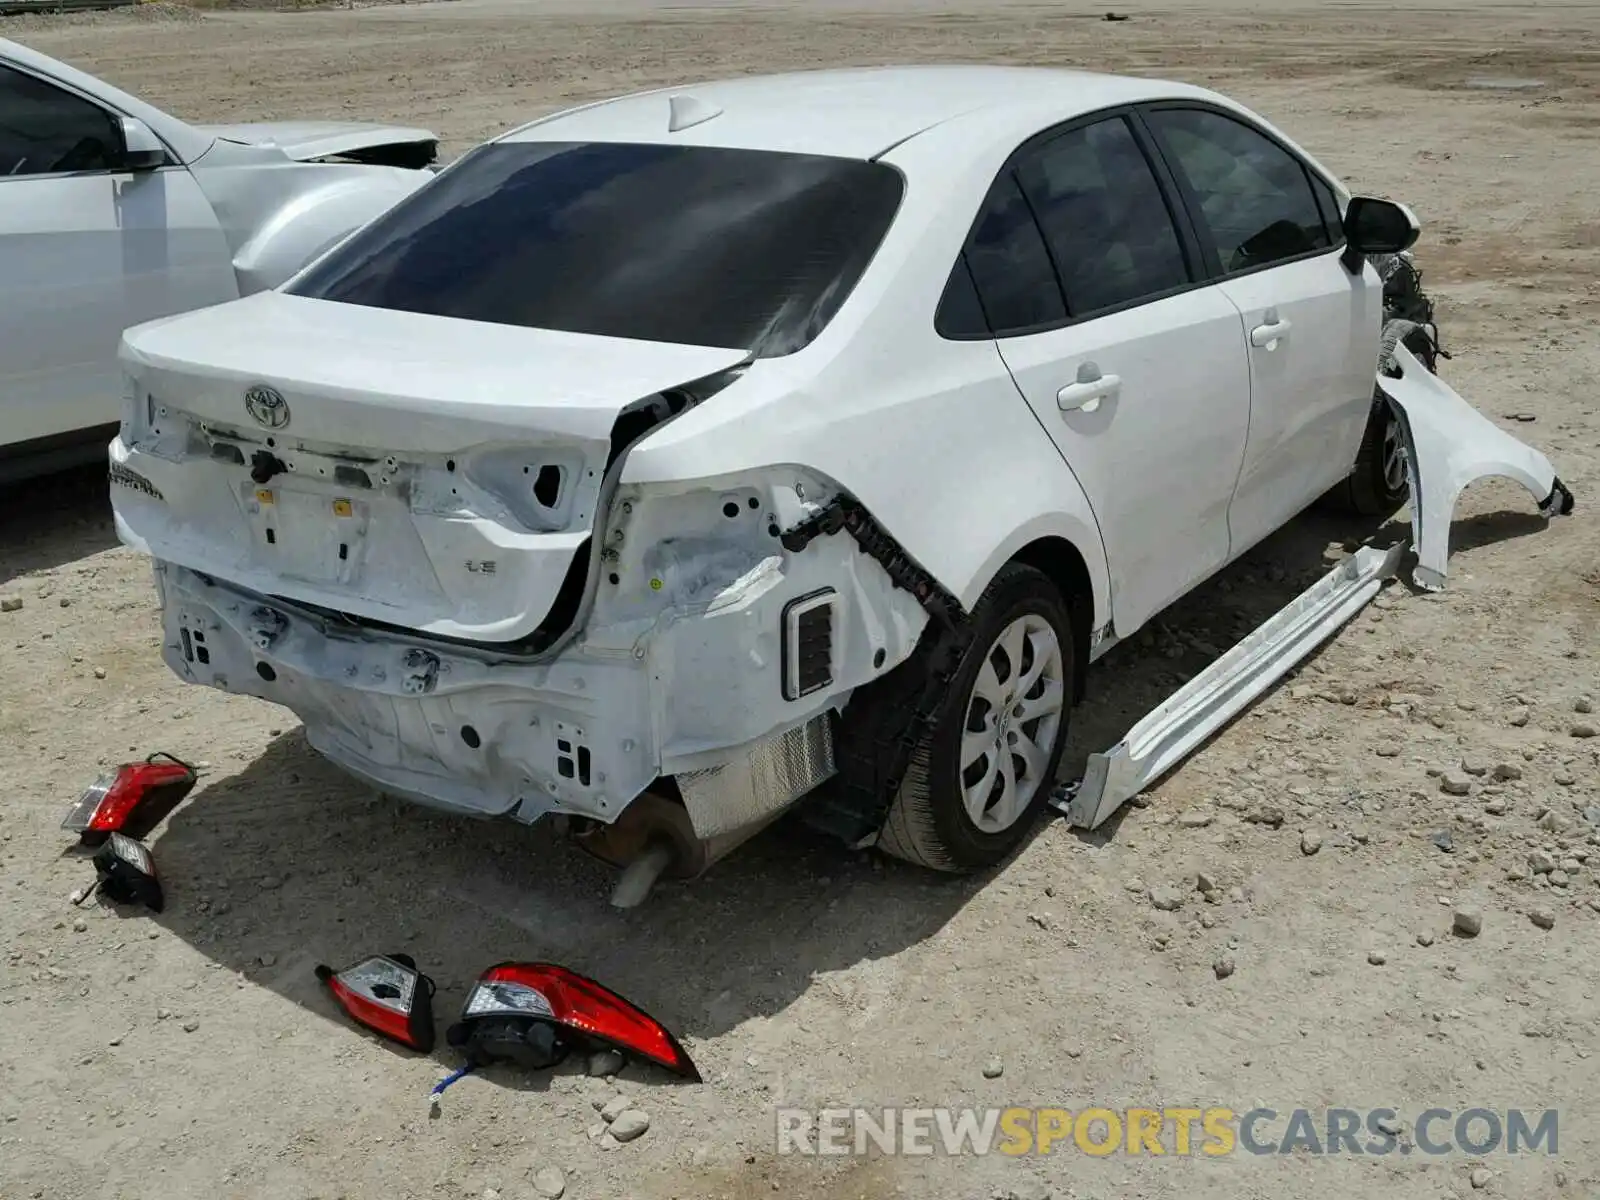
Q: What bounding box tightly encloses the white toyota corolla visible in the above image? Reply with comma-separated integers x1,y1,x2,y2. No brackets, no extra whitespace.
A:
109,65,1435,876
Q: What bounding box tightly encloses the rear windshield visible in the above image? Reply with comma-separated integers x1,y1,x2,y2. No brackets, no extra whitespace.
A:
287,141,905,357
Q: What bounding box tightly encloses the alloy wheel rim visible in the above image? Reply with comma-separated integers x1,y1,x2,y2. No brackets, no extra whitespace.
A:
958,613,1066,833
1382,415,1408,494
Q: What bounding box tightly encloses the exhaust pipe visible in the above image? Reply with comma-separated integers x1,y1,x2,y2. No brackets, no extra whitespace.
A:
575,790,780,908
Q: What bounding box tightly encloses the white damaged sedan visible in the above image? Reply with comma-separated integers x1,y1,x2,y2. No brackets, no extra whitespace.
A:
110,66,1435,875
0,38,438,481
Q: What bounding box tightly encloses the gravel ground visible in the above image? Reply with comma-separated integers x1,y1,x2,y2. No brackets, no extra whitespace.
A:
2,3,1598,1198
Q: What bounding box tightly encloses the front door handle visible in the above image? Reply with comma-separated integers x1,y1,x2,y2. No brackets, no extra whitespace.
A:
1057,364,1121,414
1250,307,1291,350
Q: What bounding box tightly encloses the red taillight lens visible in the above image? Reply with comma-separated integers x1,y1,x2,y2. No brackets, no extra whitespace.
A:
62,753,197,844
460,963,698,1080
315,954,436,1052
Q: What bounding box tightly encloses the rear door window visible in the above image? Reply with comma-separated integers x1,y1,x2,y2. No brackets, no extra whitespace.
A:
1014,115,1192,317
288,141,904,357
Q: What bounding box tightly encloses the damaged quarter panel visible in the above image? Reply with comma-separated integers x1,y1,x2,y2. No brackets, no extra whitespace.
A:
586,467,931,770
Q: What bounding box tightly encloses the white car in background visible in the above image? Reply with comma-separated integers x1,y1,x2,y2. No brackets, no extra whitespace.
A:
110,65,1430,876
0,37,439,483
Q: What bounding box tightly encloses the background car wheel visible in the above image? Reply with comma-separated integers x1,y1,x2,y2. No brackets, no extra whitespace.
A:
877,563,1074,873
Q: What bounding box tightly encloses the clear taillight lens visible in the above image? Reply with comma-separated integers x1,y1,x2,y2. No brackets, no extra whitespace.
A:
92,833,164,912
463,980,555,1019
452,962,698,1079
314,954,435,1052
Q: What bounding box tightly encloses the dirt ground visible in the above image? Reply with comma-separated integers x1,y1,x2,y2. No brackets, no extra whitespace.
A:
3,2,1599,1197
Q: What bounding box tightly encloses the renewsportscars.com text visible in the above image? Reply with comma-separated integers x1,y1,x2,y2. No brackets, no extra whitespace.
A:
775,1106,1558,1157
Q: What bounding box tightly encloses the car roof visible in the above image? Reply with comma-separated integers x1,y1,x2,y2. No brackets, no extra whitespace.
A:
498,64,1219,159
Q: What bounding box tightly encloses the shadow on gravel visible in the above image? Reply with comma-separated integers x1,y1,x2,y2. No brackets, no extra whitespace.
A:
139,498,1553,1088
0,464,120,581
147,729,978,1088
1057,505,1409,783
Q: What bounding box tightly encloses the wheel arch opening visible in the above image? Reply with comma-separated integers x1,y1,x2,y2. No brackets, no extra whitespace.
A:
1010,536,1093,703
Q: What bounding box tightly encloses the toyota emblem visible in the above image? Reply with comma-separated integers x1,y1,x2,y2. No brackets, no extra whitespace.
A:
245,385,290,429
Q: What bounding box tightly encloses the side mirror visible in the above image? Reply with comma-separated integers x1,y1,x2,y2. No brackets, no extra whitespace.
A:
118,116,166,172
1340,196,1420,273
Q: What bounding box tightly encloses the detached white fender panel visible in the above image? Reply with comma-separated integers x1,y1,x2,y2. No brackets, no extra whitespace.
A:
1379,344,1575,591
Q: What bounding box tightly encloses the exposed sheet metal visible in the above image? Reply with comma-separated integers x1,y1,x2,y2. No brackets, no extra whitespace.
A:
1054,542,1405,830
194,120,439,163
1378,343,1575,592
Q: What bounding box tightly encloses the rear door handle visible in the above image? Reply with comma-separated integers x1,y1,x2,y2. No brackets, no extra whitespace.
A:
1250,308,1291,350
1057,368,1121,414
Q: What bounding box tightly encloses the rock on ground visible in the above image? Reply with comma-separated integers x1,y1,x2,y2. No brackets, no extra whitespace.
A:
1148,885,1185,911
588,1049,625,1077
608,1110,650,1143
1453,907,1484,938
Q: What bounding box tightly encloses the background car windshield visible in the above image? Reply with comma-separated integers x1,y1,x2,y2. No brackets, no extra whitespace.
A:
288,140,904,357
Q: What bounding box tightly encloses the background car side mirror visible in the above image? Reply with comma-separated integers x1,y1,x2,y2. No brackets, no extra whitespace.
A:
118,116,167,172
1340,196,1420,273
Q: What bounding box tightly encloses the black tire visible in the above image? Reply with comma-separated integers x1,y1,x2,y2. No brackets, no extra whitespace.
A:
877,562,1075,873
1331,325,1440,517
1330,396,1409,518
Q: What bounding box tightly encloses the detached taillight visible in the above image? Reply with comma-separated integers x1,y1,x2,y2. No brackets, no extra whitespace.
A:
62,753,197,845
92,833,165,912
446,963,699,1080
315,954,436,1052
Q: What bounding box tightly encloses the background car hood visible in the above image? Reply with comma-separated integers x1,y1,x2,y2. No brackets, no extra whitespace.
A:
193,120,439,163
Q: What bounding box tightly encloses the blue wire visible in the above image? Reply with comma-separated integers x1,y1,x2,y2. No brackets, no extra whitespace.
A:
430,1063,473,1098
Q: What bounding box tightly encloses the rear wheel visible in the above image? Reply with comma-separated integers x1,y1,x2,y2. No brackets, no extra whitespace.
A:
877,563,1074,873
